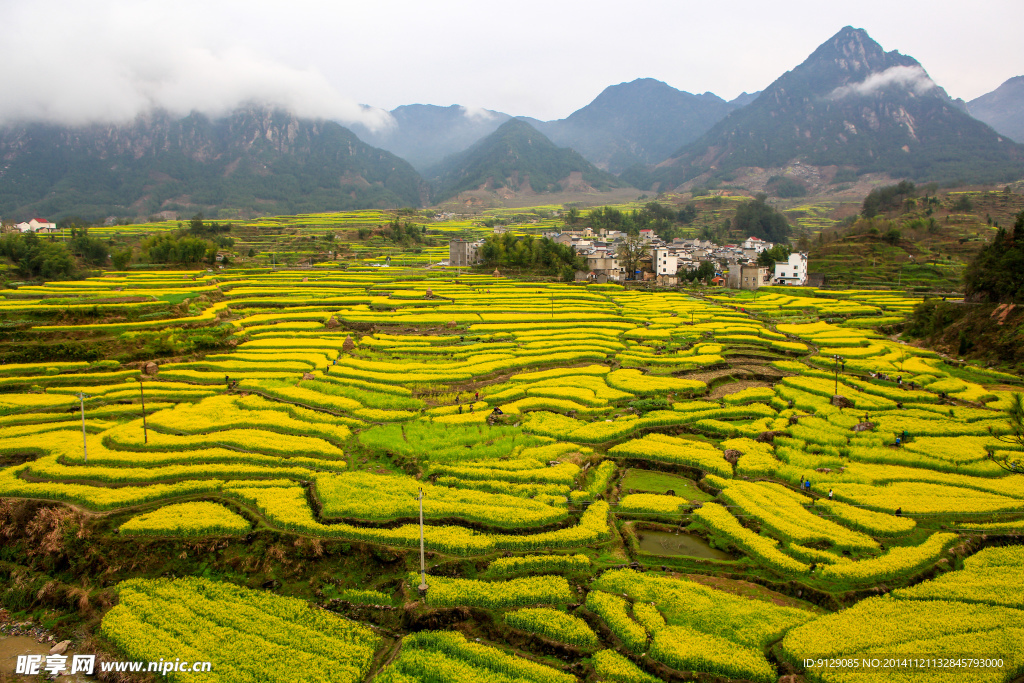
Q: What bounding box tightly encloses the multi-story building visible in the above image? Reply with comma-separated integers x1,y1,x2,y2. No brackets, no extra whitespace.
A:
652,247,678,276
585,254,622,281
774,252,809,285
728,264,770,290
741,236,771,253
449,239,484,267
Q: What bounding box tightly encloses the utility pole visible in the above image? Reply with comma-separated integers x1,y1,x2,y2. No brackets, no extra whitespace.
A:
418,488,428,595
139,379,148,444
833,354,844,396
78,392,88,463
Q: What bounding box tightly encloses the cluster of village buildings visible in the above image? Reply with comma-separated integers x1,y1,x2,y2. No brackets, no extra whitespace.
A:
449,227,809,289
8,217,808,289
1,218,60,234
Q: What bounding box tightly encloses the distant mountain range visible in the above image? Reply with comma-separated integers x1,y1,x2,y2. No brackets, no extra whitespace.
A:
637,27,1023,191
1,26,1022,221
968,76,1024,144
527,80,757,174
351,79,757,175
0,108,424,221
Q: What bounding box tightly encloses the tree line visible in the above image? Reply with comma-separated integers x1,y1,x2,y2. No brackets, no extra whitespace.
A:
581,196,790,245
478,234,584,281
964,209,1024,302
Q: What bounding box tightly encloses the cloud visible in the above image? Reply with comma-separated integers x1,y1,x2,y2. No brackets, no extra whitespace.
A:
831,65,936,99
0,0,394,131
459,106,497,122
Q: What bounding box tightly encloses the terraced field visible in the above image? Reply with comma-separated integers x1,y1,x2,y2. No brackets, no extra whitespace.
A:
2,267,1023,683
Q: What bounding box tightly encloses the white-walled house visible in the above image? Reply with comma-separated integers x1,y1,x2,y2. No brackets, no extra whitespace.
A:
774,253,808,285
652,247,678,275
741,236,772,254
29,218,57,232
16,218,57,233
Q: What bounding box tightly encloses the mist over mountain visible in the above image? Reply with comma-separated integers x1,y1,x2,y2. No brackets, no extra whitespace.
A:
428,118,626,203
0,107,424,222
349,104,512,172
350,80,754,176
968,76,1024,144
639,26,1023,190
3,25,1023,222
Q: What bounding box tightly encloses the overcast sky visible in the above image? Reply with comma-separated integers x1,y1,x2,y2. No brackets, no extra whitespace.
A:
3,0,1021,129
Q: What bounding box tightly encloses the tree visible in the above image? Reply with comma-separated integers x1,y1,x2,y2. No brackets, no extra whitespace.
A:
952,195,974,212
757,244,792,269
987,393,1024,472
882,228,902,245
963,210,1024,302
111,249,132,270
142,234,213,264
862,181,916,218
0,232,78,279
681,260,716,283
68,227,109,265
616,235,647,280
677,204,698,224
477,234,583,276
766,175,806,198
732,194,790,242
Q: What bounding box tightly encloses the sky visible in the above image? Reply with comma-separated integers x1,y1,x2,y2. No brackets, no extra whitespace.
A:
3,0,1021,129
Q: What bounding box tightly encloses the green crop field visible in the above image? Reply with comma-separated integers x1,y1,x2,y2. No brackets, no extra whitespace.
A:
1,242,1023,683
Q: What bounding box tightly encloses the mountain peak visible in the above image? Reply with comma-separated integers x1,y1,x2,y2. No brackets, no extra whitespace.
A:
428,119,624,202
795,26,920,88
536,78,736,172
496,117,538,134
640,28,1024,189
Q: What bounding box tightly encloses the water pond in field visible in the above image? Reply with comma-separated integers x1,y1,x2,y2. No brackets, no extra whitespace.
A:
637,530,733,561
619,469,715,502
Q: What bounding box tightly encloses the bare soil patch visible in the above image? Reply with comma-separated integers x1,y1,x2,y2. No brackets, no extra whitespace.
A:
709,380,775,400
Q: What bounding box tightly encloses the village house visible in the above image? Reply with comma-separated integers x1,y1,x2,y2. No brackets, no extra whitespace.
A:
728,264,771,291
652,247,679,276
585,253,623,281
741,236,771,253
449,239,484,267
773,252,809,285
15,218,59,233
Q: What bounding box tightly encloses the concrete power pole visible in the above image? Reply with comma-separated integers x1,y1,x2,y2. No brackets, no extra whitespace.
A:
78,392,88,463
418,488,428,595
139,379,148,444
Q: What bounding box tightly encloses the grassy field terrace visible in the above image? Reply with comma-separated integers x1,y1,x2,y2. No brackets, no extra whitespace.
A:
1,266,1023,683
